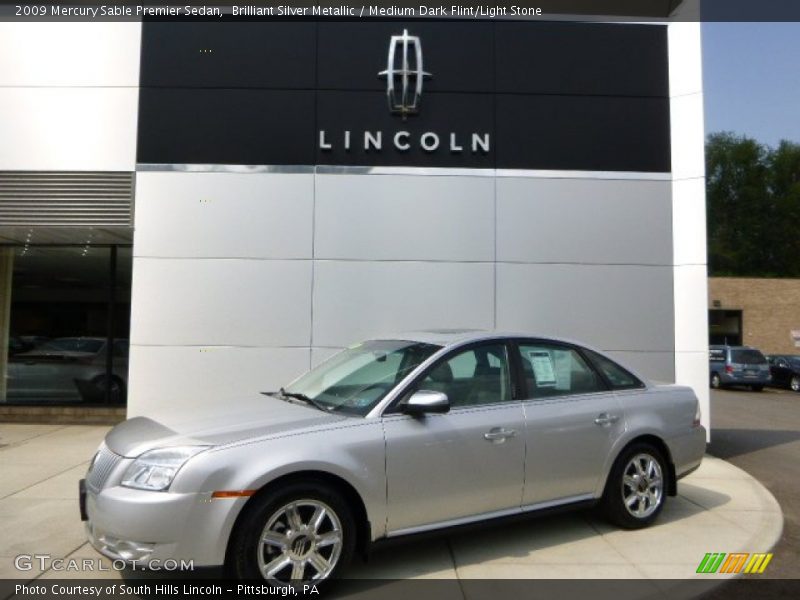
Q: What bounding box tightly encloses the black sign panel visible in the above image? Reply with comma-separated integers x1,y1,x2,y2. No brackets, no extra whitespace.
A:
495,22,669,97
496,95,671,172
137,20,671,172
137,89,315,165
140,22,317,89
317,21,495,93
316,91,494,168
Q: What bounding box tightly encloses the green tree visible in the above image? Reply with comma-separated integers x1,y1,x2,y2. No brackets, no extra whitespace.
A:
766,140,800,276
706,133,800,277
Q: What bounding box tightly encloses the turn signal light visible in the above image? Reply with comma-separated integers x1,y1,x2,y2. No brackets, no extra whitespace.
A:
211,490,256,499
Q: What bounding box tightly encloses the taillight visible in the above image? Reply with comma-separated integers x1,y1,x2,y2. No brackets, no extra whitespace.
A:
725,365,734,374
693,403,702,428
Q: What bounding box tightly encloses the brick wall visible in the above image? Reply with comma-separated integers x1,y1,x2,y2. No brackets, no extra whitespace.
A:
708,277,800,354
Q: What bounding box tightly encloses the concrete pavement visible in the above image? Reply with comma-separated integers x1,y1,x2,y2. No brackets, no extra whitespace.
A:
0,422,784,589
707,387,800,579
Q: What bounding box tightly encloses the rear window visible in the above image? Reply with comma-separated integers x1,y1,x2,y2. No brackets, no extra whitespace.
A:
709,348,726,362
584,349,645,390
731,349,767,365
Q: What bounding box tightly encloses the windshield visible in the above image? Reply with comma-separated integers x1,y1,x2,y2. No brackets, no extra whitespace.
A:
731,349,767,365
282,340,440,416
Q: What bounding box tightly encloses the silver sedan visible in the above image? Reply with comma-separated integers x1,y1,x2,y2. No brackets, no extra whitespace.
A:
81,331,706,584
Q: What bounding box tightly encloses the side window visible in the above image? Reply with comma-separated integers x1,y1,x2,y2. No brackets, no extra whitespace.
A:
518,342,606,399
584,349,645,390
414,343,512,408
709,348,726,363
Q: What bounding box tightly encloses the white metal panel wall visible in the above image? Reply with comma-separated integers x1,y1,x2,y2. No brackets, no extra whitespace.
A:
129,168,678,419
0,23,141,87
496,177,673,266
128,172,314,418
133,172,313,259
668,22,710,435
314,174,494,261
0,23,140,171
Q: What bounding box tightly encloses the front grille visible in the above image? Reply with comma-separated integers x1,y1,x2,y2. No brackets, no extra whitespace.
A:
86,444,122,491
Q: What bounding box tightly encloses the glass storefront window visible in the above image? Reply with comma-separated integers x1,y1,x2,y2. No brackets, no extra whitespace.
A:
0,245,132,405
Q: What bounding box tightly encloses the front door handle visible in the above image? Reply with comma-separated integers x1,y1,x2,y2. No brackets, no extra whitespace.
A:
594,413,620,426
484,428,517,443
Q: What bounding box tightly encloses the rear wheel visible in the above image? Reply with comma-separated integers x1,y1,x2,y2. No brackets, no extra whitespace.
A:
750,385,764,392
600,443,667,529
790,376,800,393
228,481,355,585
710,373,722,389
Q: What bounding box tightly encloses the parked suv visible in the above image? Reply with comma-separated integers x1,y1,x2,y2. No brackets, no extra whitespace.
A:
709,345,771,391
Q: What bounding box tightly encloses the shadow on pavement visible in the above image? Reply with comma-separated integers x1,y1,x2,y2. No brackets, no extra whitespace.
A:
708,428,800,459
114,491,731,589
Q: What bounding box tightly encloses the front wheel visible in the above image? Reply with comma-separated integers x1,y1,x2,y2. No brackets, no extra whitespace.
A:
790,376,800,393
600,444,667,529
751,385,764,392
228,481,355,585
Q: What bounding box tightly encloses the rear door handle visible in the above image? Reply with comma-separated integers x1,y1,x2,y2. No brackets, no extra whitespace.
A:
484,428,517,442
594,413,620,426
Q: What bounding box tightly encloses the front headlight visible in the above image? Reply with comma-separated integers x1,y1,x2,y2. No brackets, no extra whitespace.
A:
121,446,209,491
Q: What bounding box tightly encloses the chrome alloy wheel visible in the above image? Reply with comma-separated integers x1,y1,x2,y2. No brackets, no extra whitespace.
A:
257,499,343,583
621,453,664,519
791,376,800,393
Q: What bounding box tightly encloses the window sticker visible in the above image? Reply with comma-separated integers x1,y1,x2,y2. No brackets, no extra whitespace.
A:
553,350,573,391
528,350,556,387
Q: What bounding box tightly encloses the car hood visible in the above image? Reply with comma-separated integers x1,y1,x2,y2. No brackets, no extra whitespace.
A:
105,394,349,457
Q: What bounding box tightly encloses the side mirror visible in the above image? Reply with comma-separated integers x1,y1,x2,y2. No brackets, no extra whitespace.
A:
402,390,450,416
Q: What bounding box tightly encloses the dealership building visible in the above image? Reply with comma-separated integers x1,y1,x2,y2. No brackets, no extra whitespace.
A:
0,8,709,429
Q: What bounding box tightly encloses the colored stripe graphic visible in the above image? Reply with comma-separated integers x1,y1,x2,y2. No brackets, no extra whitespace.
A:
720,553,749,574
698,552,774,575
697,553,726,573
744,553,773,574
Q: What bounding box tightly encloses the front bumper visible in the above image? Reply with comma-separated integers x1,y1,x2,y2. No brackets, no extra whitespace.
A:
81,478,247,567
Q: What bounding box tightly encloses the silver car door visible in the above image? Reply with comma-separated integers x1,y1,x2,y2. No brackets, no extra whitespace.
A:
516,341,626,506
382,342,526,534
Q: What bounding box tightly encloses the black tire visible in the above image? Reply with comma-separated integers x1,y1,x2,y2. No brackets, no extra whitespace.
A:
599,443,668,529
228,480,355,585
790,376,800,393
710,372,722,389
751,385,764,392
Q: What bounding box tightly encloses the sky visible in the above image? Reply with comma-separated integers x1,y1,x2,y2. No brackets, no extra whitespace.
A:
702,22,800,147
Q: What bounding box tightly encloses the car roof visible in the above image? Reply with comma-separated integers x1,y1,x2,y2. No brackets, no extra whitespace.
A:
710,345,760,350
376,329,601,349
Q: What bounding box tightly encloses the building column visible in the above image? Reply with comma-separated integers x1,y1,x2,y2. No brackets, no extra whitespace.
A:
668,19,710,438
0,247,13,402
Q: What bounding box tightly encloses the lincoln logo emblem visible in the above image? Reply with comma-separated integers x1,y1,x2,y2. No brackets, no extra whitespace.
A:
378,29,431,119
